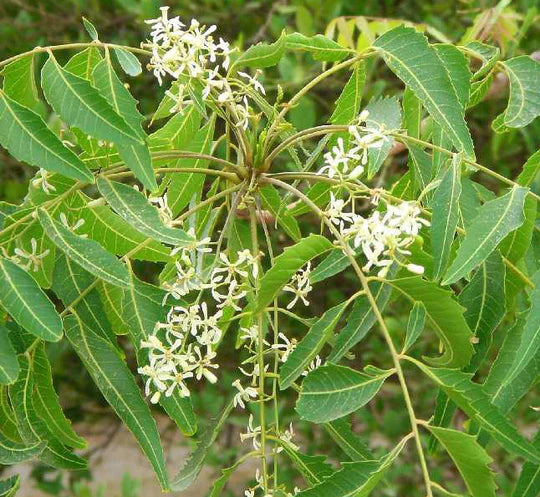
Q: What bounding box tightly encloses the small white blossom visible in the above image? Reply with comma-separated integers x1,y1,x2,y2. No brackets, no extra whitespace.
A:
13,238,50,272
272,333,297,363
302,355,322,376
283,262,312,309
232,379,258,409
240,414,262,450
32,169,56,194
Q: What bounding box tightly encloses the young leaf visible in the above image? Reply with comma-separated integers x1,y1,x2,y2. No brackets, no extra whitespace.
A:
38,209,131,288
254,234,333,313
285,33,351,62
0,431,44,465
1,55,40,111
431,155,462,279
329,63,366,126
383,277,473,368
41,55,142,146
114,48,142,76
234,32,285,68
91,59,156,190
296,364,392,423
32,343,87,449
0,257,62,342
408,357,540,463
64,315,169,490
373,26,474,158
280,301,348,389
0,90,94,182
329,278,393,362
442,186,527,285
499,56,540,128
96,178,193,246
122,275,197,436
82,17,99,40
464,41,499,80
402,302,426,353
259,184,301,242
0,326,18,385
516,149,540,187
295,436,407,497
425,426,496,497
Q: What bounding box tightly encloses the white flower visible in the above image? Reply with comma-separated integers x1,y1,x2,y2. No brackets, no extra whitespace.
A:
238,70,266,95
164,370,193,397
191,346,219,383
277,423,299,452
240,414,262,450
137,363,174,404
13,238,50,272
406,263,425,275
302,355,322,376
232,379,258,409
32,169,56,194
149,194,174,227
272,333,297,363
283,262,312,309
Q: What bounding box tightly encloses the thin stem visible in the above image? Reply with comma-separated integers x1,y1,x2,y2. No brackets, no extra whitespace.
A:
105,167,239,182
265,177,433,496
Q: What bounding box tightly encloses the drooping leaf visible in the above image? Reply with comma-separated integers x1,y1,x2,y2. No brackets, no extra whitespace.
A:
0,257,62,342
408,357,540,463
0,431,44,465
0,475,19,497
122,274,197,436
64,315,169,489
325,418,372,461
384,277,473,368
464,41,499,80
1,55,40,111
280,301,348,389
373,26,474,158
431,154,462,279
402,302,426,353
9,356,87,469
234,32,286,68
92,59,156,190
296,364,392,423
285,32,351,62
0,90,94,182
499,55,540,128
425,426,496,497
32,343,87,449
0,326,18,385
442,186,527,285
254,234,333,313
96,178,193,247
41,54,142,146
114,48,142,76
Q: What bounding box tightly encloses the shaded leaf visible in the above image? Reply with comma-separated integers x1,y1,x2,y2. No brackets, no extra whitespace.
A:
0,326,19,385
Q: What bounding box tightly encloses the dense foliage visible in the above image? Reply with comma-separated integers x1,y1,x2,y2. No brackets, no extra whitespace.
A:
0,1,539,496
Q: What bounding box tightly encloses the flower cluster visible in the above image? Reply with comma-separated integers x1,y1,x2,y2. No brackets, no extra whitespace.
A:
318,110,390,180
283,262,312,309
2,238,50,272
144,7,265,129
326,194,430,276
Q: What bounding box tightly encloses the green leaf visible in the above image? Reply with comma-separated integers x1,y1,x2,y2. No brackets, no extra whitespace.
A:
122,274,197,436
329,63,366,126
365,97,402,178
52,254,114,342
296,364,392,423
41,54,142,146
9,356,87,469
373,26,474,158
32,343,87,449
167,117,216,216
170,401,233,491
442,186,528,285
408,357,540,463
325,418,373,461
280,301,348,389
254,234,333,314
464,41,499,80
65,48,103,79
149,104,201,149
97,282,127,335
499,196,536,263
516,149,540,187
1,55,40,111
0,90,94,182
91,59,156,190
97,178,193,246
431,154,462,279
310,248,350,284
280,445,334,485
39,209,130,288
385,276,474,368
234,32,285,68
0,431,44,465
114,48,142,76
329,277,393,362
295,437,407,497
433,44,471,110
0,257,62,342
285,33,351,62
259,184,301,242
499,56,540,128
402,302,426,353
0,475,19,497
0,326,18,385
82,17,99,40
425,426,496,497
64,315,169,489
512,431,540,497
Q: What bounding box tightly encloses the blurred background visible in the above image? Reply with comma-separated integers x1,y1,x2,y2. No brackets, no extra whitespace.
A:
0,1,538,496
